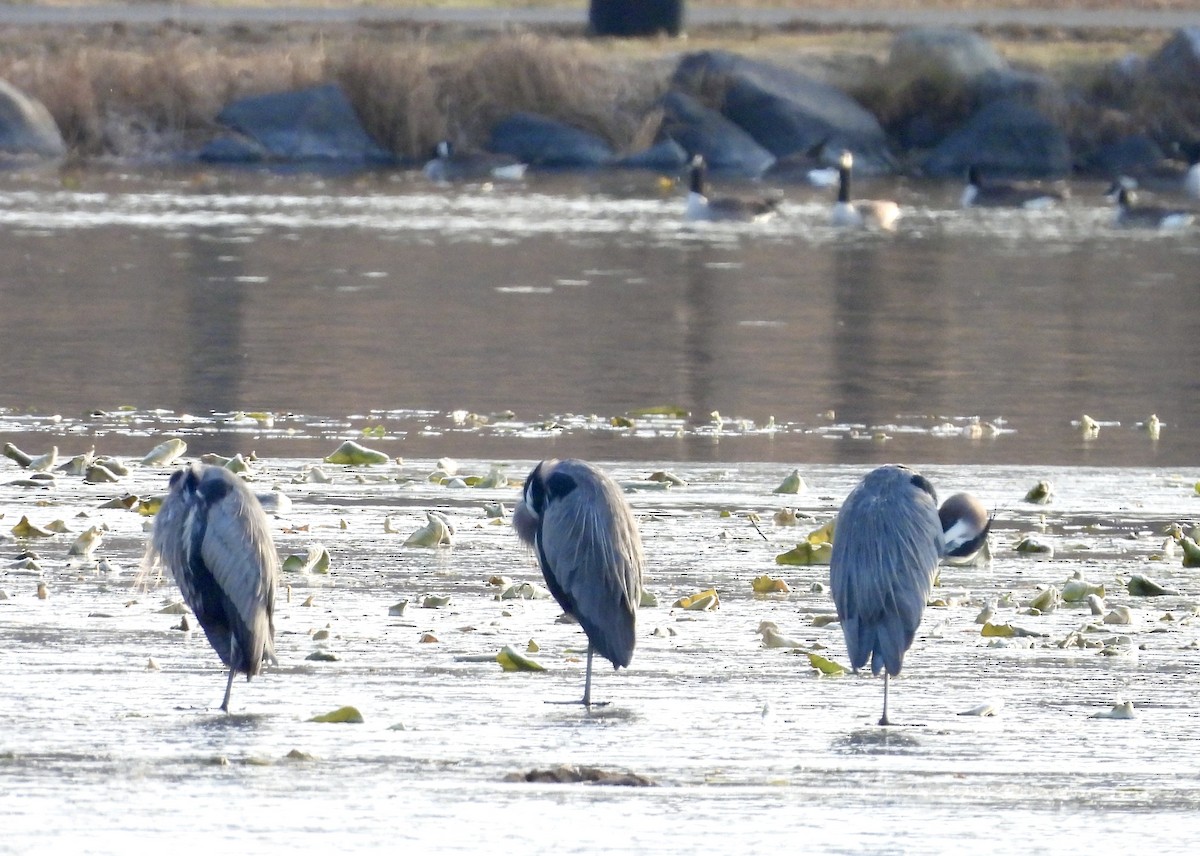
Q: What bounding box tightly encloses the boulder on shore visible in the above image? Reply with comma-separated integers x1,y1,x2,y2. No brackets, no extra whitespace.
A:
487,111,614,168
0,78,65,159
202,83,393,164
922,98,1071,178
659,90,775,177
672,50,893,174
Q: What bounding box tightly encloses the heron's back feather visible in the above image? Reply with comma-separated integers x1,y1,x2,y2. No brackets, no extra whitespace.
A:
531,460,644,669
829,466,941,676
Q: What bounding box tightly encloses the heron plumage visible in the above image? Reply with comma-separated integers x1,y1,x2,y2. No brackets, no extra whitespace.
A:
830,466,941,677
514,459,644,703
148,463,278,710
829,465,990,725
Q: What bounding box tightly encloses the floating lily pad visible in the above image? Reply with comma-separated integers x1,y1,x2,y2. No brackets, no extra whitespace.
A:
141,438,187,467
1127,573,1179,597
775,542,832,565
497,645,545,672
282,545,332,574
11,516,54,538
1023,480,1053,504
773,469,806,495
308,705,363,723
404,512,454,547
673,588,719,610
806,652,846,675
324,440,389,466
751,575,791,594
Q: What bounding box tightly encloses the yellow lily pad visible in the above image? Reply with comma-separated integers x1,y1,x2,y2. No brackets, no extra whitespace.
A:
773,469,806,495
497,645,546,672
981,621,1015,637
141,438,187,467
308,706,364,724
282,545,332,574
11,516,54,538
136,494,166,517
404,512,454,547
324,440,389,466
751,575,791,594
806,520,836,545
775,541,832,565
673,588,719,610
1024,480,1053,504
1180,536,1200,568
626,405,689,419
806,652,847,676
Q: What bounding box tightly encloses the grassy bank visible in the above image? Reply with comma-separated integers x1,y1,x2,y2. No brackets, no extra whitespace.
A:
0,10,1193,164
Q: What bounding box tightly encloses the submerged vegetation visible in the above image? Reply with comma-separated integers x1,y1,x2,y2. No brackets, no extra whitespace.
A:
0,16,1197,164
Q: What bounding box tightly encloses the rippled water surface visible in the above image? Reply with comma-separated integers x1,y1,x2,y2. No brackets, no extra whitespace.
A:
1,167,1199,854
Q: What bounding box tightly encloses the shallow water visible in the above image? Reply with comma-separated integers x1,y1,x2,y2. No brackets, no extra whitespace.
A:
2,456,1199,854
1,167,1199,854
0,166,1195,467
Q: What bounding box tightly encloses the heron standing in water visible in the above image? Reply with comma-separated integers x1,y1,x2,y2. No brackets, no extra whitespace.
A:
146,462,279,712
829,465,990,725
513,459,644,707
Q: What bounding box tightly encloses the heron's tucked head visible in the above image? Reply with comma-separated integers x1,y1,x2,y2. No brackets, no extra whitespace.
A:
939,492,992,558
512,460,551,546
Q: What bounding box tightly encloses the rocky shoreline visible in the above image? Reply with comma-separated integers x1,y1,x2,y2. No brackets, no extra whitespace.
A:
0,17,1197,185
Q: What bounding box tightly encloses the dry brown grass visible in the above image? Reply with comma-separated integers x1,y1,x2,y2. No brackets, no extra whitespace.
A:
0,14,1195,163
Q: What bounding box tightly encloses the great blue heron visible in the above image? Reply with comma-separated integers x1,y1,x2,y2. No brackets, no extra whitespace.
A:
829,465,990,726
146,462,279,712
830,150,901,231
961,165,1065,209
685,154,781,222
512,459,644,707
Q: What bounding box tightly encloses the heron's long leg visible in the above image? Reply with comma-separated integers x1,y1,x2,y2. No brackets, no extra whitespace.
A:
221,667,235,713
878,673,892,727
582,645,594,708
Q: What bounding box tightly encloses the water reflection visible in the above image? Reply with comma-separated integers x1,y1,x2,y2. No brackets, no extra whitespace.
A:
181,230,247,422
0,168,1196,466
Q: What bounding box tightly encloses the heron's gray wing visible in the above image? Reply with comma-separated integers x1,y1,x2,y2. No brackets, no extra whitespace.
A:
830,467,941,675
537,461,644,669
197,475,279,669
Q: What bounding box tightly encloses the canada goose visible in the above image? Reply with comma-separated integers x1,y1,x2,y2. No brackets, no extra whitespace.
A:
685,154,781,222
961,165,1066,209
1107,182,1195,230
830,151,901,231
422,140,527,183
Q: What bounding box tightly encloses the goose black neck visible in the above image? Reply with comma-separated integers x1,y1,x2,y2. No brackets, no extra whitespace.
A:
838,164,851,203
689,162,705,195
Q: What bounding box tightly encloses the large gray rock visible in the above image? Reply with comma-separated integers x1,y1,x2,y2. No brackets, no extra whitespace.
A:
923,98,1071,178
887,28,1007,87
617,137,690,170
659,90,775,176
672,50,892,174
0,79,65,158
1078,134,1168,181
1146,27,1200,89
487,112,614,168
203,84,392,163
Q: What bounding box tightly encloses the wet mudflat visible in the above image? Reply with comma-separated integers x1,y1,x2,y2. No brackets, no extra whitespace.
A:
0,165,1198,853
